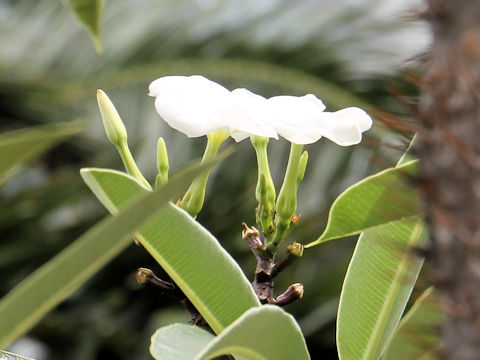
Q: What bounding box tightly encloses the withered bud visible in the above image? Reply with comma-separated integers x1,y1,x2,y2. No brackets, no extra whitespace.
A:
287,242,304,257
291,213,301,226
273,283,304,306
136,268,175,291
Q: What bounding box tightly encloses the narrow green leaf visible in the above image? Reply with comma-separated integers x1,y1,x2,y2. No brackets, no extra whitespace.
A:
306,160,420,247
336,137,426,360
0,350,34,360
150,305,310,360
336,218,426,360
383,287,444,360
68,0,103,52
0,121,82,186
0,161,208,349
81,169,260,334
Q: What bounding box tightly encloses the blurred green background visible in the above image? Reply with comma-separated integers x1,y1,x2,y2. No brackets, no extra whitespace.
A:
0,1,428,359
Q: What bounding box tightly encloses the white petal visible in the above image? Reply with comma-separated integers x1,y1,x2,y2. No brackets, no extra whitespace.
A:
266,94,326,144
333,107,373,132
316,113,362,146
149,75,230,137
148,75,229,98
215,89,277,141
230,131,250,142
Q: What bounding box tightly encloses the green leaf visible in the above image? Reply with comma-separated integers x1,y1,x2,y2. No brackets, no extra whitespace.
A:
150,305,310,360
0,350,34,360
336,137,426,360
150,324,214,360
306,160,420,247
0,121,82,186
81,169,260,334
0,161,208,349
383,287,444,360
336,218,426,360
68,0,103,52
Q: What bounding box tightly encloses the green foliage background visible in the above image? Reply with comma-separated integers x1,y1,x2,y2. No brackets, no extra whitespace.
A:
0,1,426,359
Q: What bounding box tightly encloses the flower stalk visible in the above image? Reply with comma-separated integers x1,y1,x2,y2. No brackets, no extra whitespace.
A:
251,136,276,239
179,129,228,217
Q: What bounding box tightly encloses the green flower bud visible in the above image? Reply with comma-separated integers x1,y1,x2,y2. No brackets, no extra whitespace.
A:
96,89,128,147
251,136,276,238
179,129,227,217
297,151,308,184
96,89,151,190
268,143,305,250
155,137,169,187
275,143,303,223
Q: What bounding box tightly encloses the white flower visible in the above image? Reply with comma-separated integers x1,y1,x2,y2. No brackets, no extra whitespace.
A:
266,94,372,146
148,75,277,141
266,94,327,145
149,75,231,137
224,89,277,142
148,75,372,146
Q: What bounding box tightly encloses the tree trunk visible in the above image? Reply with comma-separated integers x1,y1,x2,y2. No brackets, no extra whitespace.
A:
418,1,480,359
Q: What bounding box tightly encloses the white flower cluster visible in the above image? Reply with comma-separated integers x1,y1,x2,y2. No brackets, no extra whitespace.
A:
148,75,372,146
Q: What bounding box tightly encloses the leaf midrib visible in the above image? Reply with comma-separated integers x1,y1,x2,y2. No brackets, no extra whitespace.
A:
361,221,423,360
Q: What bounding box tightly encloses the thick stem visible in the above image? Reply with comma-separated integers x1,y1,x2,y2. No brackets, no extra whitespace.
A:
242,224,303,306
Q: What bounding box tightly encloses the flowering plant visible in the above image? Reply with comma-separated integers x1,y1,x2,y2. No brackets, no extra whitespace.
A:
0,75,425,360
81,76,421,359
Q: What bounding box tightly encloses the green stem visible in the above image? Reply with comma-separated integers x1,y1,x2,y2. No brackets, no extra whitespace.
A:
117,141,151,190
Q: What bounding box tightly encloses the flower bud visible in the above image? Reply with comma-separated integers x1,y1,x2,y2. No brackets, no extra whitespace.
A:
96,89,128,147
269,144,305,250
179,130,227,216
155,137,169,187
276,144,304,220
297,151,308,184
251,136,276,238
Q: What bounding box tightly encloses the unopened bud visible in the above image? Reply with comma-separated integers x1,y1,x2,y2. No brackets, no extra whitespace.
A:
269,144,304,250
256,174,275,235
297,151,308,184
155,137,169,187
251,136,276,238
96,89,128,147
180,131,225,216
